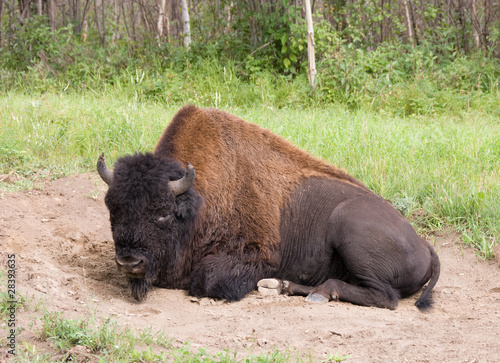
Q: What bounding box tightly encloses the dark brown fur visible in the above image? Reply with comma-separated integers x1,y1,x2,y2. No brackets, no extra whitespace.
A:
102,105,440,309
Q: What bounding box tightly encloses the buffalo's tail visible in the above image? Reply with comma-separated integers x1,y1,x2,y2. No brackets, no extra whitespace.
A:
415,243,441,312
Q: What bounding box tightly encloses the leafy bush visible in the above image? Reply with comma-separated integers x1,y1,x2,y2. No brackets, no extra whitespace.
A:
316,41,499,115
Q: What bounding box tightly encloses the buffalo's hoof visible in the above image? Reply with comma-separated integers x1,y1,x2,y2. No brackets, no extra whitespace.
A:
257,278,282,296
305,293,329,304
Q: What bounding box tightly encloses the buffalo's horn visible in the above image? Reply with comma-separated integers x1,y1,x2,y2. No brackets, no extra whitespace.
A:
169,162,195,196
97,153,114,185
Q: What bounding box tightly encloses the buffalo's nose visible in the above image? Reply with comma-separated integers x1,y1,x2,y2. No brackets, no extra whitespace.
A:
115,255,146,275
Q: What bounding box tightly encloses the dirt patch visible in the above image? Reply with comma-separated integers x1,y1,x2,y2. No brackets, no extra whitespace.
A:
1,174,500,362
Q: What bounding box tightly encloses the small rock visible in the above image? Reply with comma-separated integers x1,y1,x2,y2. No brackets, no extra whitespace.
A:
257,339,268,347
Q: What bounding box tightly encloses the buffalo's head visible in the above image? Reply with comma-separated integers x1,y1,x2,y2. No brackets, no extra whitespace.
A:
97,153,201,301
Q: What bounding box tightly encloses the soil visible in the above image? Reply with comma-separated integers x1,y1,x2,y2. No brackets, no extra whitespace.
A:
1,174,500,362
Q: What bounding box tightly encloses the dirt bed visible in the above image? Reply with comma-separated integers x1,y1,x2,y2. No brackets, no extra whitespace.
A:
1,174,500,362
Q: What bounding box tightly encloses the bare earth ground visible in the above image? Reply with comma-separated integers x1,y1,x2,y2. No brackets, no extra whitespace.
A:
1,174,500,362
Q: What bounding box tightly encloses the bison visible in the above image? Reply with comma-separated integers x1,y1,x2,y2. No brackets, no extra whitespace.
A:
97,105,440,310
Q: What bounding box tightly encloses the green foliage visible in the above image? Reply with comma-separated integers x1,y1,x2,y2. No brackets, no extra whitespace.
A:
15,309,304,362
0,8,498,119
128,345,169,362
317,42,500,115
35,311,175,360
0,16,69,72
0,269,26,318
223,0,308,75
40,312,110,351
323,352,352,362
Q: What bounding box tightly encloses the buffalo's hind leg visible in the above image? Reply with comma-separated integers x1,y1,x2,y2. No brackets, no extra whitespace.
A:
306,279,399,310
258,278,399,309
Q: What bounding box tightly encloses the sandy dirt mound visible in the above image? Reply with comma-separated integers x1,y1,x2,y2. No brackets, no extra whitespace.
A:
1,174,500,362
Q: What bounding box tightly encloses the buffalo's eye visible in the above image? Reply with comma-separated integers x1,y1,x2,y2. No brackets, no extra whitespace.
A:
153,206,174,226
157,214,173,224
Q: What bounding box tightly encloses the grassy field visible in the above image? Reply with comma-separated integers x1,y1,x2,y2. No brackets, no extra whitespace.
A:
1,91,498,256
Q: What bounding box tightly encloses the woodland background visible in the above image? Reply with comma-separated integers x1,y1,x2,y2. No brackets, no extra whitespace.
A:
0,0,498,112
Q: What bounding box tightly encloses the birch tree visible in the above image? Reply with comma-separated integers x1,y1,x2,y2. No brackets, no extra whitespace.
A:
48,0,56,31
304,0,316,88
181,0,191,47
157,0,167,40
112,0,120,43
403,0,415,47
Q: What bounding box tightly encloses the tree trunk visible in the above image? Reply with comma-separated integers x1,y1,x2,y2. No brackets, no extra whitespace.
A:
0,0,3,46
69,0,74,23
48,0,55,30
483,0,494,53
101,0,106,49
157,0,167,40
82,19,88,41
471,0,481,48
380,0,384,43
403,0,415,47
130,0,136,41
81,0,92,35
112,0,120,42
180,0,191,47
94,0,103,46
247,0,260,46
304,0,316,88
458,0,469,53
20,0,28,19
75,0,82,32
165,14,170,43
225,0,233,34
136,0,150,34
121,1,131,39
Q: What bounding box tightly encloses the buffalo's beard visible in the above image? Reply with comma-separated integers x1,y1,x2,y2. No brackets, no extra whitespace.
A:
129,278,152,301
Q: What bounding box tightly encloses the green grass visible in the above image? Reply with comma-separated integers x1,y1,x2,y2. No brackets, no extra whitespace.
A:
9,307,333,362
30,311,175,361
2,91,497,256
0,269,26,318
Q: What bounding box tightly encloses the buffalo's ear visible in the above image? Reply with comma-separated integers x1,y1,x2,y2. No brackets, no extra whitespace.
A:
174,190,201,221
